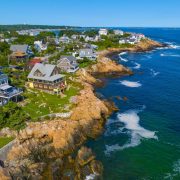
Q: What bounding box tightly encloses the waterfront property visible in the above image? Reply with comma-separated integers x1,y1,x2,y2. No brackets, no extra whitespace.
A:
114,30,124,35
119,33,145,45
27,63,66,95
10,44,33,62
99,29,108,36
79,48,97,60
57,55,79,73
26,58,42,71
0,72,23,106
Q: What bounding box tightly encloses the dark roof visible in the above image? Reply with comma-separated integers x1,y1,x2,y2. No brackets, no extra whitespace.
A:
10,45,28,53
60,55,77,62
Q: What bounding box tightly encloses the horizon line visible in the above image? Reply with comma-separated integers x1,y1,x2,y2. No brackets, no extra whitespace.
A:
0,24,180,29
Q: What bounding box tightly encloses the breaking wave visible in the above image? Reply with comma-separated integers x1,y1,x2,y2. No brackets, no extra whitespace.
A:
133,62,141,69
105,109,158,155
160,53,180,57
119,52,128,62
120,80,142,88
165,42,180,49
150,69,160,77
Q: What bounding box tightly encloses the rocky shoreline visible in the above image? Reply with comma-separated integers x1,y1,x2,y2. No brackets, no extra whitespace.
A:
0,39,164,180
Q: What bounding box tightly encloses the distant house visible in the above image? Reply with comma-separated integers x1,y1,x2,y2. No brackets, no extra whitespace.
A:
27,63,66,94
26,58,42,71
119,33,145,45
99,29,108,36
10,44,33,61
34,41,47,52
29,31,40,36
83,43,98,50
71,35,79,40
0,72,23,106
79,49,97,60
59,36,70,44
114,30,124,36
57,56,79,73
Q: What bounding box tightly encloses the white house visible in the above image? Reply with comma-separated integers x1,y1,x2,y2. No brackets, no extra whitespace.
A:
79,49,97,60
34,41,47,52
114,30,124,36
99,29,108,36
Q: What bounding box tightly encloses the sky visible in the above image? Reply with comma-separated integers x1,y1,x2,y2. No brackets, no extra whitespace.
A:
0,0,180,27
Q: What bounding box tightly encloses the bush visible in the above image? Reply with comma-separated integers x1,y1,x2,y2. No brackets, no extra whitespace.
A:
0,102,29,130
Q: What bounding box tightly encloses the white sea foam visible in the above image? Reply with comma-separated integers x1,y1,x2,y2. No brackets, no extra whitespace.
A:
119,56,128,62
120,80,142,88
104,110,157,155
119,52,127,56
85,174,97,180
164,42,180,49
169,44,180,49
150,69,160,77
164,159,180,179
133,62,141,69
160,53,180,57
119,52,128,62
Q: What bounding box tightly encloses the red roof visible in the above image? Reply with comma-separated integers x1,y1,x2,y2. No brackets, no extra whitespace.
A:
28,58,42,66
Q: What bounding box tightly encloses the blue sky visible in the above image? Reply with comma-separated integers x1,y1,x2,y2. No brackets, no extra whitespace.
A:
0,0,180,27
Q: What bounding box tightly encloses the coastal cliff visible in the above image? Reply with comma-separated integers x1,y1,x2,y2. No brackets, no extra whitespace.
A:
0,39,163,179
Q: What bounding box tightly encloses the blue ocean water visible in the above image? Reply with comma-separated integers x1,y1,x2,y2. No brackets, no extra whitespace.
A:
87,28,180,179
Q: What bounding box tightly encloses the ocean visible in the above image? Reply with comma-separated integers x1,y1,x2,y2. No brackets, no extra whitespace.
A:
87,28,180,179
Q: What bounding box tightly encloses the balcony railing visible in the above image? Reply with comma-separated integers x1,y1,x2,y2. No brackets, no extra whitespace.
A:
0,88,23,98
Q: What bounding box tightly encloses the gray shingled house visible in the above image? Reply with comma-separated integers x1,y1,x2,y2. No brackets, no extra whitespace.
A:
79,49,97,60
10,44,33,61
57,56,79,73
27,63,66,94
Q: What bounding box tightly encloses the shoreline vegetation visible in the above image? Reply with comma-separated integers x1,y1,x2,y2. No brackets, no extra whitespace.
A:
0,38,164,179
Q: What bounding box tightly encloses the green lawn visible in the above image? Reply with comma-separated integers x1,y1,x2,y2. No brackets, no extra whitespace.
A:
0,137,14,148
22,86,80,120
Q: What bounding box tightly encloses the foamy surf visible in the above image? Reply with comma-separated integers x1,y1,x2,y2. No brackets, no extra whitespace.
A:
85,173,98,180
150,69,160,77
105,110,157,155
120,80,142,88
119,52,128,62
164,159,180,179
133,62,141,69
119,56,128,62
160,53,180,57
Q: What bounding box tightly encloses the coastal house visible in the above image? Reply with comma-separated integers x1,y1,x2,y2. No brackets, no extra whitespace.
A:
27,63,66,95
34,41,47,52
57,56,79,73
119,33,145,45
0,72,23,106
26,58,42,71
114,30,124,36
10,44,33,62
59,36,70,44
79,49,97,60
99,29,108,36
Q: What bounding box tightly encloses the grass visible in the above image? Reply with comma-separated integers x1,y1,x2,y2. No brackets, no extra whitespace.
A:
22,84,80,120
78,59,97,68
0,137,14,148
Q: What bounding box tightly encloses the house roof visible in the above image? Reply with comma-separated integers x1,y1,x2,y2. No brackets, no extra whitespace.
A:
28,63,64,82
0,84,12,91
60,55,77,63
10,45,28,53
79,49,94,57
28,58,42,66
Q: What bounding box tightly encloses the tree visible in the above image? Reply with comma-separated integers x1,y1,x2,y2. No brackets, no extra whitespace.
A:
0,102,29,130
